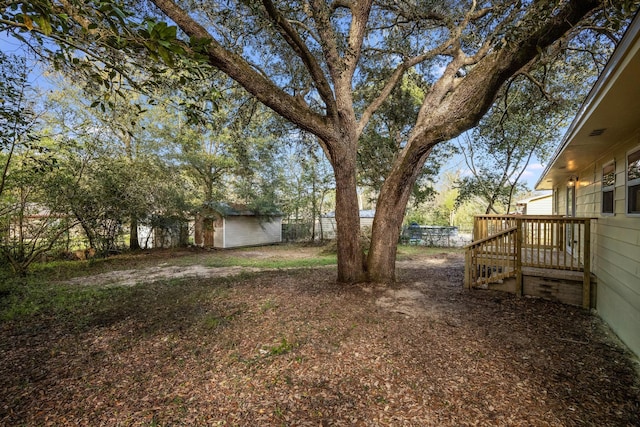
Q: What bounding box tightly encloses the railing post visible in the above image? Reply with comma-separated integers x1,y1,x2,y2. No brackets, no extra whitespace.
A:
516,217,523,297
464,248,471,289
583,219,591,309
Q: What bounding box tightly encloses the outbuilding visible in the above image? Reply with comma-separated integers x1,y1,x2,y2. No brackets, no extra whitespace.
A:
194,202,282,249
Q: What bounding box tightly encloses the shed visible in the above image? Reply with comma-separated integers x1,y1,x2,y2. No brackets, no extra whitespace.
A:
194,202,282,249
319,209,375,240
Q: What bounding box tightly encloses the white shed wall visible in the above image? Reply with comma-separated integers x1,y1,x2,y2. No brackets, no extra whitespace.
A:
319,216,374,239
219,216,282,249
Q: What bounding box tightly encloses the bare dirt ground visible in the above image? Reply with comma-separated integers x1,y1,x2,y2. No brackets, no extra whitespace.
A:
1,247,639,426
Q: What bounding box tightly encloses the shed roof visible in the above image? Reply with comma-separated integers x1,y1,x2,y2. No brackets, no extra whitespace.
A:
202,201,282,217
516,193,552,205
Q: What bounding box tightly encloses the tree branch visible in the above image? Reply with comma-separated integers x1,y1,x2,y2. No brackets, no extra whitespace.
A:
356,39,453,137
260,0,337,118
150,0,332,141
411,0,602,149
344,0,373,81
516,71,554,101
307,0,343,84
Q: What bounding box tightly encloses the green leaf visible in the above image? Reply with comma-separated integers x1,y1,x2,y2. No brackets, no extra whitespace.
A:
157,45,174,67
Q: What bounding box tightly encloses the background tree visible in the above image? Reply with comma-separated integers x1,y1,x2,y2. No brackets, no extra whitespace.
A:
357,71,451,207
41,85,192,253
455,30,616,214
0,52,76,275
279,136,335,242
0,52,39,199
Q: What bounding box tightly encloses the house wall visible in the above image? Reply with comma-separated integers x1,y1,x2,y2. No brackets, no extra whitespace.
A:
219,216,282,249
319,217,338,239
559,130,640,357
526,196,552,215
319,216,374,240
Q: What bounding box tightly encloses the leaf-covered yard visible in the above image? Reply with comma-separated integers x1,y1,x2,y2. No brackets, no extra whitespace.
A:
1,247,639,426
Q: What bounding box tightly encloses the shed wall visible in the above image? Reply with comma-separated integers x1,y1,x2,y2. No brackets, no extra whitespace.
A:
219,216,282,248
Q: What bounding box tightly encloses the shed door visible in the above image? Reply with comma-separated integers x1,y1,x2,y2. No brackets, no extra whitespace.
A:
204,219,215,247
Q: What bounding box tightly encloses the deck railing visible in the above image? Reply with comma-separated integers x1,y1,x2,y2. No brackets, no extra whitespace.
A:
466,215,593,308
465,226,518,287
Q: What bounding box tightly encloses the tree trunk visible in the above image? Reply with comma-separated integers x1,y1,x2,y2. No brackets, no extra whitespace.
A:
367,145,433,282
130,216,141,250
332,148,365,283
310,172,317,242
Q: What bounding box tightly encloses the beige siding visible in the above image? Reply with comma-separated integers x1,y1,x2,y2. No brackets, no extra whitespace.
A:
569,130,640,357
219,216,282,249
527,196,552,215
555,186,568,216
360,217,374,229
319,217,338,239
320,216,374,239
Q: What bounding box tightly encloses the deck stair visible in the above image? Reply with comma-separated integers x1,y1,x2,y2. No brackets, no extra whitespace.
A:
464,215,596,308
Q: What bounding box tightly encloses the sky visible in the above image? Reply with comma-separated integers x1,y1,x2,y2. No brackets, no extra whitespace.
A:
0,31,51,88
439,134,551,192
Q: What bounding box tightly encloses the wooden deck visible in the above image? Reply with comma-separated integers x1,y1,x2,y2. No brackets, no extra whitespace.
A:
465,215,596,308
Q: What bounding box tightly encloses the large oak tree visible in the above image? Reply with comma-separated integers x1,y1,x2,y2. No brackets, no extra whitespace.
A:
2,0,636,282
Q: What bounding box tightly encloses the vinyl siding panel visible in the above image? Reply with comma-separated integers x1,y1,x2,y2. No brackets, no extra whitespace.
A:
596,217,640,246
597,249,640,295
526,196,552,215
320,215,374,239
319,217,338,239
597,275,640,356
360,218,374,229
571,131,640,357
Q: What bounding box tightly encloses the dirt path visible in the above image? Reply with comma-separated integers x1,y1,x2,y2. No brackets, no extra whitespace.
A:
64,264,267,287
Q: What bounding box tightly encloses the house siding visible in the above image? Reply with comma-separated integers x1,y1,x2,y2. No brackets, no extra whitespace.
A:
526,196,552,215
565,130,640,357
319,213,374,240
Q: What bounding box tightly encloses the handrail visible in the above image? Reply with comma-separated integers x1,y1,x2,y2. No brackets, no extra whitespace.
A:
466,215,594,308
465,226,518,249
465,226,518,289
